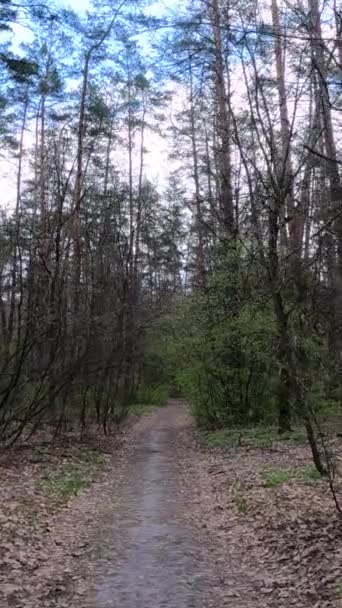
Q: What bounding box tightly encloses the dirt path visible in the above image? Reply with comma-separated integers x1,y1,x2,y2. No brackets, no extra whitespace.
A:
82,401,216,608
2,399,249,608
4,400,339,607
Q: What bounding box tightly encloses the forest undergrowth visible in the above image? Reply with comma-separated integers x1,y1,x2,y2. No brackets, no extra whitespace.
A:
3,403,342,608
190,424,342,607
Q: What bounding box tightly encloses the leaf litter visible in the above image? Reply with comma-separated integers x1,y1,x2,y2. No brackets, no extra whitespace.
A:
1,412,342,607
0,425,127,608
182,428,342,607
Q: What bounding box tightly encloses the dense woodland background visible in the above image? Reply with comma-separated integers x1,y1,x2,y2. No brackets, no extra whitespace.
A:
1,0,342,479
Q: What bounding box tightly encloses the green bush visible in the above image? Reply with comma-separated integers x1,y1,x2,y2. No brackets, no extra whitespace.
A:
135,383,169,406
170,251,278,429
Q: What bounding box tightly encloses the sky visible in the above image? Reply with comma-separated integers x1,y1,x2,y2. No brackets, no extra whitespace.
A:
58,0,180,17
58,0,90,11
0,0,180,209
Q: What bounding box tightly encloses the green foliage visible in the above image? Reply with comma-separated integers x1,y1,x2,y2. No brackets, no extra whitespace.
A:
133,313,177,408
261,466,321,488
283,427,307,444
169,248,278,429
203,428,238,449
77,447,106,466
39,448,107,503
136,384,169,406
203,426,277,449
202,424,309,451
300,465,322,484
262,469,292,487
41,468,88,501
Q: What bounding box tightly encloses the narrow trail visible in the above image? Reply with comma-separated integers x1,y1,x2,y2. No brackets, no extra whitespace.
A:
83,401,215,608
2,400,339,607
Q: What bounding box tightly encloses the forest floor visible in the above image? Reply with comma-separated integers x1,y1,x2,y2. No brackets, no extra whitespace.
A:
1,401,342,607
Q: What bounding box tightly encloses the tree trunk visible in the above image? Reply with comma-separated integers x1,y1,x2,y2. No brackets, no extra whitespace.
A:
189,57,206,287
209,0,234,234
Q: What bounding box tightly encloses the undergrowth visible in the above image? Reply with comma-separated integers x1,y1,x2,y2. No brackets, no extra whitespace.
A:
262,466,322,488
129,383,169,416
201,426,307,450
39,447,108,503
129,403,161,416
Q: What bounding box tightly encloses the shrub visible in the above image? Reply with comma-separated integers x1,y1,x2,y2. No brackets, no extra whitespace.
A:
171,254,278,429
135,383,169,406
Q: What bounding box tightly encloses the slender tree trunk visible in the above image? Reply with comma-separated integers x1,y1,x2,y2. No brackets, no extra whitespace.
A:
134,97,145,283
189,58,206,286
73,51,90,318
210,0,234,234
271,0,296,248
308,0,342,357
7,98,28,348
334,0,342,69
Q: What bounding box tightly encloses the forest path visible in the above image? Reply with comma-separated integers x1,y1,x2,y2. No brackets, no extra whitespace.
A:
82,401,220,608
2,401,340,607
